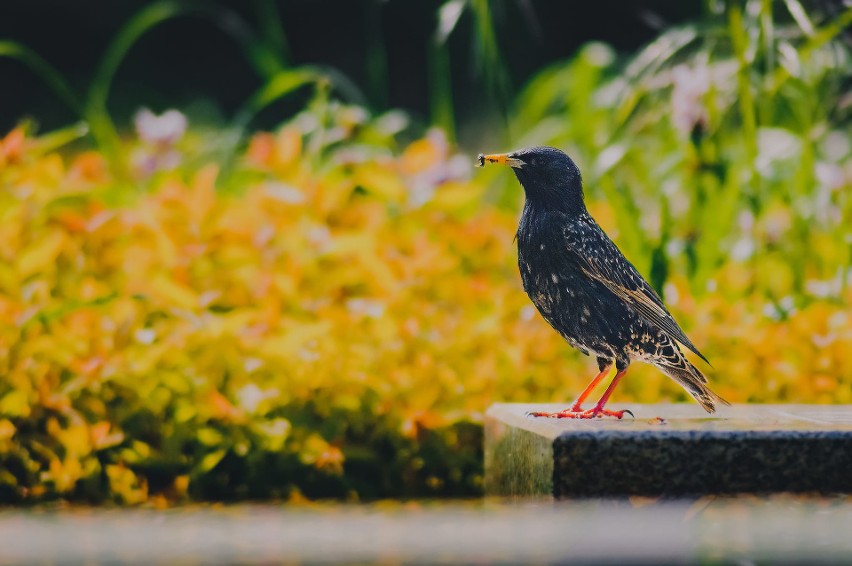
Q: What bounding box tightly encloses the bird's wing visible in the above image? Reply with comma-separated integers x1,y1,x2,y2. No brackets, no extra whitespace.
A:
559,213,710,365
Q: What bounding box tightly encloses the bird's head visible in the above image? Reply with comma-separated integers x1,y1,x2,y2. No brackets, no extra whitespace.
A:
477,146,585,214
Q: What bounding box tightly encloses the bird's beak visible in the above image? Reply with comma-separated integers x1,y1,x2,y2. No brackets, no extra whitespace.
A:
476,153,525,169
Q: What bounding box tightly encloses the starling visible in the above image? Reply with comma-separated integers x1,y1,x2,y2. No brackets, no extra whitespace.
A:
478,146,728,418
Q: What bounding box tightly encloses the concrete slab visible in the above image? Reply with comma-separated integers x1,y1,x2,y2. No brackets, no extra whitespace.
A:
485,404,852,498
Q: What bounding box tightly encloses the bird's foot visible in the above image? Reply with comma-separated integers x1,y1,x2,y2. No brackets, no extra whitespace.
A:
527,407,634,420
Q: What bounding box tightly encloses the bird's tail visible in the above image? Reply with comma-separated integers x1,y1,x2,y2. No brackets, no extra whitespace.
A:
654,340,730,413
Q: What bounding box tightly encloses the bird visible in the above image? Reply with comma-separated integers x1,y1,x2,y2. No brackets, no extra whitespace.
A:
477,146,728,419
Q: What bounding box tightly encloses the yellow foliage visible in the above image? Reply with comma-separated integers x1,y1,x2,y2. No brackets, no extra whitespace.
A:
105,463,148,504
0,391,31,418
0,123,849,504
16,230,66,279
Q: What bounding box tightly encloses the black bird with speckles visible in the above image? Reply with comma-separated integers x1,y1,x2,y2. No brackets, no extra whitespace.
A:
478,146,728,418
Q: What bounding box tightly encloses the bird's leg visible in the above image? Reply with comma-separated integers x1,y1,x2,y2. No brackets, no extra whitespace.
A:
568,361,612,411
527,361,612,418
529,365,633,420
579,367,632,419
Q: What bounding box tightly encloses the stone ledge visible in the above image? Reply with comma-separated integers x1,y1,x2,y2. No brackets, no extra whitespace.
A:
485,403,852,498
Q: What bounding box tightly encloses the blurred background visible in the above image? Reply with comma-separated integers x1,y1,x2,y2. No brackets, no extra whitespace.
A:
0,0,850,504
2,1,703,141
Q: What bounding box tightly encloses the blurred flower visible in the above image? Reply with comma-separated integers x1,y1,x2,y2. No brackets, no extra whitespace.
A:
670,63,710,136
814,162,845,224
134,108,187,146
730,236,755,261
131,108,188,177
737,210,755,232
262,181,306,205
814,161,852,225
236,383,279,413
583,42,616,67
805,276,842,299
755,128,801,180
373,110,409,136
131,148,181,176
346,298,386,319
401,129,471,207
519,305,536,321
134,328,156,345
821,131,850,162
816,162,845,191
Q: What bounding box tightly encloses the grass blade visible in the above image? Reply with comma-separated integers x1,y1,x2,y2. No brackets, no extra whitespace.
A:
252,0,291,67
85,0,289,177
428,41,456,142
0,40,81,116
86,1,185,173
29,122,90,155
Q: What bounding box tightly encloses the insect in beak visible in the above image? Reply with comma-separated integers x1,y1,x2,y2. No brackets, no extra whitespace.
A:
476,153,525,168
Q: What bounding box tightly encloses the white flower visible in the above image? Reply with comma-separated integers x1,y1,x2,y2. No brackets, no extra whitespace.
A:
670,64,710,135
134,328,156,345
346,298,385,319
236,383,279,413
134,108,187,146
263,181,306,204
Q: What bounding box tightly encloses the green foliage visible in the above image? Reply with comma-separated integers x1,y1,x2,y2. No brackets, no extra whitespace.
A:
505,0,850,299
431,0,512,139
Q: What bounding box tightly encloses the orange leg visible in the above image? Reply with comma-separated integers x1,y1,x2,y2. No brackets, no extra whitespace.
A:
583,368,631,418
568,363,612,411
529,367,633,420
527,364,611,418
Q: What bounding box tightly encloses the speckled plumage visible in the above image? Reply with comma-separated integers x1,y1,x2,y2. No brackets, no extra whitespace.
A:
479,146,727,417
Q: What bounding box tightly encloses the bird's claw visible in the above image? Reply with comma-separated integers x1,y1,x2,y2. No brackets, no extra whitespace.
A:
526,410,553,418
527,407,634,420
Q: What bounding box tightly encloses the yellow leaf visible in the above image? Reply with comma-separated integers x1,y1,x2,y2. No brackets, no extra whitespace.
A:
148,275,198,310
189,164,218,222
16,231,65,278
0,390,30,418
197,449,227,473
256,322,331,360
0,419,16,450
400,137,441,174
275,126,302,167
106,464,147,504
354,163,406,201
197,427,224,446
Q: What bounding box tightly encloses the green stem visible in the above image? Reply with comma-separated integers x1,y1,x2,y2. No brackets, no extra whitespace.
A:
428,41,455,141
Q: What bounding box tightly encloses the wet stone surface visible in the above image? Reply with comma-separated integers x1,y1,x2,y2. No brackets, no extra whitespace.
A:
3,498,852,564
485,404,852,498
